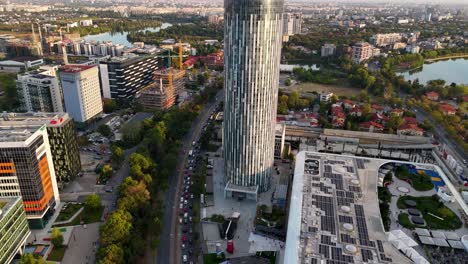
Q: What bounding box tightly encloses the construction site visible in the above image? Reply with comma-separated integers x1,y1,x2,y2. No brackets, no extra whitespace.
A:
137,67,186,110
137,45,186,110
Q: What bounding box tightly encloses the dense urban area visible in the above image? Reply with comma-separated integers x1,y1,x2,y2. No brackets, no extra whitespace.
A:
0,0,467,264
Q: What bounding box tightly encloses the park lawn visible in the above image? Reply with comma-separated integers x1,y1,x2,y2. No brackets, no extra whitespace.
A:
47,246,66,262
397,196,462,230
395,167,434,191
398,213,418,229
53,206,104,227
203,253,226,264
55,204,83,222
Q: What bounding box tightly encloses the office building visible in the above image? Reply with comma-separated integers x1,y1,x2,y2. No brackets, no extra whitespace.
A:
351,42,375,64
17,66,64,113
0,197,31,264
0,57,44,73
321,43,336,57
0,125,60,229
137,68,185,110
371,33,402,47
99,53,160,100
0,112,81,185
59,65,103,124
223,0,284,200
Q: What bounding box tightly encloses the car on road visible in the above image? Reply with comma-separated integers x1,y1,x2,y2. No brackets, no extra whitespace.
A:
183,255,188,263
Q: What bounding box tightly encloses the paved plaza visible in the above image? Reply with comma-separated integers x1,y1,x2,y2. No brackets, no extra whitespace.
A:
202,148,292,258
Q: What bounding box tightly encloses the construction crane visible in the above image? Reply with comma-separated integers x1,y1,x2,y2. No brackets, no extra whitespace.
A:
158,42,186,70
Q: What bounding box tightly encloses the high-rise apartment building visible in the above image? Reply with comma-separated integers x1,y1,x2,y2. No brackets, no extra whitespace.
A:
0,196,31,264
99,53,160,100
223,0,284,200
59,65,103,124
371,33,402,47
17,66,64,113
0,112,81,185
0,125,60,229
351,42,375,64
321,43,336,57
282,13,302,36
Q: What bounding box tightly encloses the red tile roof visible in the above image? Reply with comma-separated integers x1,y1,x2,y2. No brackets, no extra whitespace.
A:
440,104,456,113
398,123,423,132
425,91,439,99
403,116,417,124
360,121,384,129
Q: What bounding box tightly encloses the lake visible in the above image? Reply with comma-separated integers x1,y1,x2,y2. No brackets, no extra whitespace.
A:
398,58,468,85
83,22,172,47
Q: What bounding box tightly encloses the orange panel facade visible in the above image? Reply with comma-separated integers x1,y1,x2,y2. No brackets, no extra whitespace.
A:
0,162,16,174
23,156,55,213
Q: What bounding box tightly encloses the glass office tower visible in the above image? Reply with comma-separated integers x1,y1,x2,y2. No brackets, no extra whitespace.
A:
223,0,284,194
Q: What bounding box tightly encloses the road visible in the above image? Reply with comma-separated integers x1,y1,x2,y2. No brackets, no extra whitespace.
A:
414,106,467,178
155,91,223,264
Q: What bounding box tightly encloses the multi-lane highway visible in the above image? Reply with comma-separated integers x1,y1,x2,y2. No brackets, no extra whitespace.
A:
156,91,223,264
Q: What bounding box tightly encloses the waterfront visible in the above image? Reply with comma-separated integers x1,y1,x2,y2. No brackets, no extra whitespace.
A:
83,23,172,47
399,58,468,85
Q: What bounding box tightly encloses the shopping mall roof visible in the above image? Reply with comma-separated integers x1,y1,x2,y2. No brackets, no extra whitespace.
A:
284,152,409,264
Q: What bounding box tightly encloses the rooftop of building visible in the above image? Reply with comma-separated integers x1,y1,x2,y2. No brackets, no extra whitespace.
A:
59,64,95,73
0,126,41,143
0,112,70,128
0,197,21,221
285,152,411,264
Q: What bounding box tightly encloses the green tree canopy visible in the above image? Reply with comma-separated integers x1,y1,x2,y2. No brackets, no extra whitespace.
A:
100,209,133,246
51,227,64,248
85,193,102,211
97,124,112,137
98,244,124,264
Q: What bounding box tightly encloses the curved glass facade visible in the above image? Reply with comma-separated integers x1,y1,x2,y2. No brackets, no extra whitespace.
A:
223,0,284,192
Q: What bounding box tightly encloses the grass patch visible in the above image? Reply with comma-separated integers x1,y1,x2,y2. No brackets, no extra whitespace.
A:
55,204,83,222
47,246,66,262
53,206,103,227
395,166,434,191
398,213,418,229
397,195,462,230
0,201,6,209
203,253,225,264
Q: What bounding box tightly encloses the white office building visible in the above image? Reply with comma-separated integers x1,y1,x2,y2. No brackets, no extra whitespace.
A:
59,65,103,123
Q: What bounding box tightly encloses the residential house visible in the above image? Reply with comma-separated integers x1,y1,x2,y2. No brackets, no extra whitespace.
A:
370,104,384,114
403,116,418,125
332,111,346,128
390,108,404,117
371,113,389,125
350,107,363,117
340,99,355,110
439,104,456,115
426,91,440,101
397,123,424,136
359,121,384,133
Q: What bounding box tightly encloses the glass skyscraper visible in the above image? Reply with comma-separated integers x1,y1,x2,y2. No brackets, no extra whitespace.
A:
223,0,284,194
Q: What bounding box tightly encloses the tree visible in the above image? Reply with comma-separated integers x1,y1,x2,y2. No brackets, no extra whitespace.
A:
111,146,124,164
100,209,133,246
287,91,300,109
20,254,47,264
387,114,404,130
97,124,112,137
98,244,124,264
51,227,64,248
101,164,113,180
85,193,102,211
129,153,151,170
103,99,117,113
285,78,292,86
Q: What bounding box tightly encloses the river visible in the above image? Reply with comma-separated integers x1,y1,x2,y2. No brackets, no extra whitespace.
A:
83,23,172,47
398,58,468,85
